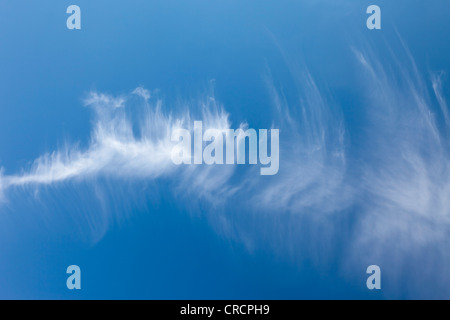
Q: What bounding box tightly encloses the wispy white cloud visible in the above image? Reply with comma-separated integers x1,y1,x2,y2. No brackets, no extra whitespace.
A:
432,72,450,127
0,169,5,204
0,87,250,244
253,71,350,214
5,90,175,186
0,69,352,248
0,87,238,221
349,42,450,297
1,33,450,297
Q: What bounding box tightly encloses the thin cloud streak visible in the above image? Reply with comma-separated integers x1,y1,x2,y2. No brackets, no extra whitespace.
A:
0,89,236,199
253,71,350,214
350,42,450,297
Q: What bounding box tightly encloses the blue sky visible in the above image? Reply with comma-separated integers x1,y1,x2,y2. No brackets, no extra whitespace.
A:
1,0,450,299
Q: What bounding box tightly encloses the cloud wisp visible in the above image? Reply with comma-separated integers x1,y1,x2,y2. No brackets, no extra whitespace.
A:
0,88,238,202
253,71,349,214
348,43,450,297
